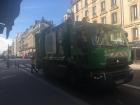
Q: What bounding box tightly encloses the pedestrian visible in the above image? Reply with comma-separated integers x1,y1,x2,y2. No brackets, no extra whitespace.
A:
31,53,38,73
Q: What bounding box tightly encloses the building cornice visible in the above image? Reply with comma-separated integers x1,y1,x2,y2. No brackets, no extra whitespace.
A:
110,5,119,12
100,10,108,16
92,15,98,19
124,22,140,28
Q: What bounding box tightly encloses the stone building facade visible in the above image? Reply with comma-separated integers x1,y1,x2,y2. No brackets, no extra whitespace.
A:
71,0,140,62
14,18,52,58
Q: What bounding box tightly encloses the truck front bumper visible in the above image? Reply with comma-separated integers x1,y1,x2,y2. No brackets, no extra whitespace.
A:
90,67,133,85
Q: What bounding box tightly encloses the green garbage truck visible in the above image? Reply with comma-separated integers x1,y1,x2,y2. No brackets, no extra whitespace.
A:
35,21,133,85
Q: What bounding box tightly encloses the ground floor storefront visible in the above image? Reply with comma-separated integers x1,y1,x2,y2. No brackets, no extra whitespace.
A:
131,41,140,64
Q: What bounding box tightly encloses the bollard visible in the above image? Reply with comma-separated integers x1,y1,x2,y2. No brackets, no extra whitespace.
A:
15,60,16,67
6,60,9,69
18,63,20,71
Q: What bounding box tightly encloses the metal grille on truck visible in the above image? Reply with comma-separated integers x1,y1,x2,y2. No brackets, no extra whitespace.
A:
107,57,127,68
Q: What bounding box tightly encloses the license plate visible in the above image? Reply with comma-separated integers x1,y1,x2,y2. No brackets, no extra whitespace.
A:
115,79,124,84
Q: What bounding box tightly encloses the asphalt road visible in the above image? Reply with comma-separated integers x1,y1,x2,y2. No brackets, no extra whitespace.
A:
0,59,140,105
0,59,87,105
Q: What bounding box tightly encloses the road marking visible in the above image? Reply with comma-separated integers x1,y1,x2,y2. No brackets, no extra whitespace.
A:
123,84,140,90
129,65,140,69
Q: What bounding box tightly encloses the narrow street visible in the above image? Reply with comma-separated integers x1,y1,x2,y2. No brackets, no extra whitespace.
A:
0,59,140,105
1,0,140,105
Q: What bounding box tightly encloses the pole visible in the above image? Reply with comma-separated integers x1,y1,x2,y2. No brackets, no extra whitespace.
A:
7,44,9,68
120,0,124,29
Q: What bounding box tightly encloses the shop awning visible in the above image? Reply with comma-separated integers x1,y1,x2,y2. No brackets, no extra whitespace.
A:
0,0,22,38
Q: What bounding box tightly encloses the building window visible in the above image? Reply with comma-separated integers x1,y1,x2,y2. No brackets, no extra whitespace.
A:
133,28,139,40
93,6,96,16
85,0,88,7
111,12,117,24
85,10,89,17
111,0,116,7
101,1,105,12
130,4,138,21
92,0,97,2
101,16,106,24
76,3,79,12
93,20,97,23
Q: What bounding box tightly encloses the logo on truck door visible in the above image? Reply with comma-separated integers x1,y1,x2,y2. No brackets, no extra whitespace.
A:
116,59,120,63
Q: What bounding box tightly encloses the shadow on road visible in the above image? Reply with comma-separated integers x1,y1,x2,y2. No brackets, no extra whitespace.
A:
128,69,140,86
41,69,140,105
12,60,140,105
41,75,123,105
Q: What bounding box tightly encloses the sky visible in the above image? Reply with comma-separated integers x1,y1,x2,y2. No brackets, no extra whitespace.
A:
0,0,70,52
10,0,70,38
0,35,12,54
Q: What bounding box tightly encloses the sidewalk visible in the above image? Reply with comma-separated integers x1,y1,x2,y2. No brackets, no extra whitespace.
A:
129,64,140,70
0,60,8,70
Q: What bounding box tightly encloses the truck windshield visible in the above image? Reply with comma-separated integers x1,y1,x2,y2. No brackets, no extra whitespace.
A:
94,31,128,47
